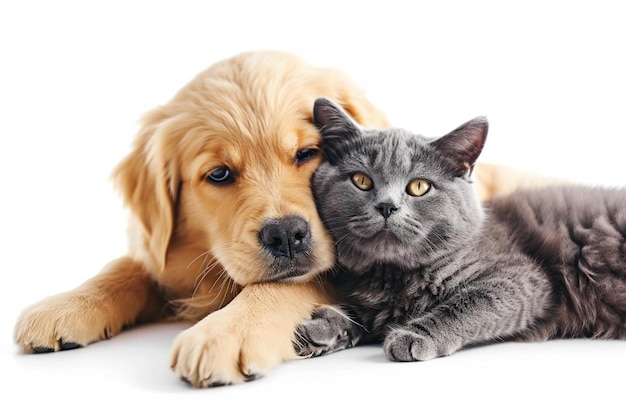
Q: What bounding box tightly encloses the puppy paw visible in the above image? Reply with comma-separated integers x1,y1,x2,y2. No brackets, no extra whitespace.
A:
294,306,360,358
14,292,121,353
170,307,293,388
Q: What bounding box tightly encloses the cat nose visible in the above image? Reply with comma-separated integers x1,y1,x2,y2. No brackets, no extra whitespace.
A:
259,215,311,259
376,202,398,219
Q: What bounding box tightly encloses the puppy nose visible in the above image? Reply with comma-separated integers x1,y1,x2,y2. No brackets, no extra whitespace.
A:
376,202,398,219
259,216,311,259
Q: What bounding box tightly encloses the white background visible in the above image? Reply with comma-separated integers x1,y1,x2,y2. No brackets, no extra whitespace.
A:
1,1,625,416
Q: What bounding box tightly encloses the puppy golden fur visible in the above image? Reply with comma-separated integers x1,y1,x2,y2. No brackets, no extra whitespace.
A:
13,50,555,387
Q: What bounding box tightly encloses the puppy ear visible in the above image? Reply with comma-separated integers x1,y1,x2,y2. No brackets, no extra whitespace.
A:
338,94,390,128
320,67,390,128
112,109,180,272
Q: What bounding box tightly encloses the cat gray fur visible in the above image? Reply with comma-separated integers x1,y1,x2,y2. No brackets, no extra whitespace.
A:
295,97,626,361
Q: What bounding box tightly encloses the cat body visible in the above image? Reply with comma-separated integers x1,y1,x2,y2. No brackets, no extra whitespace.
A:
295,98,626,361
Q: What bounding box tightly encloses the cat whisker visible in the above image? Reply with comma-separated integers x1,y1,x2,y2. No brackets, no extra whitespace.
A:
329,305,367,331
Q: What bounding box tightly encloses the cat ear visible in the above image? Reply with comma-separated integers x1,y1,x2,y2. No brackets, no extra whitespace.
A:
431,117,488,176
313,97,360,133
313,97,362,163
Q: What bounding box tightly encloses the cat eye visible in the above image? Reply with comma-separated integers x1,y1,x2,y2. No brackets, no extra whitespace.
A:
351,173,373,191
205,167,234,185
407,179,431,196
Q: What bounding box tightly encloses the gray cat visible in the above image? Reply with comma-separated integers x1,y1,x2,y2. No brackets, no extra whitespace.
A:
295,97,626,362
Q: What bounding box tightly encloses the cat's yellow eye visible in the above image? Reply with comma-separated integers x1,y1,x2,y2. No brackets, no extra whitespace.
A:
407,179,431,197
351,173,373,191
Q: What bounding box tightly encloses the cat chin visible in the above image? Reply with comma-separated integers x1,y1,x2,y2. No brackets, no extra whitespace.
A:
334,228,426,272
337,244,417,273
374,228,402,241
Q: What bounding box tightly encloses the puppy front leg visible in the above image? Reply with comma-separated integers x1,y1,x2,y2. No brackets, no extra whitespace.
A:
170,279,337,387
14,256,164,353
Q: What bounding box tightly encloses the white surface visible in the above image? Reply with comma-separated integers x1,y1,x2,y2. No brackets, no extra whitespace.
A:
1,1,625,416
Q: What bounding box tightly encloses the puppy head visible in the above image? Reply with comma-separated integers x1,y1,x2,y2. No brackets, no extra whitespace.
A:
114,51,388,286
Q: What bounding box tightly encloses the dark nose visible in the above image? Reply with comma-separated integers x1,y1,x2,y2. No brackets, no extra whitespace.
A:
259,216,311,259
376,202,398,219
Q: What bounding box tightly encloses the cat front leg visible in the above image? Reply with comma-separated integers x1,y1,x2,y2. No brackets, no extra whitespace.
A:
384,275,550,362
384,296,474,361
294,305,364,358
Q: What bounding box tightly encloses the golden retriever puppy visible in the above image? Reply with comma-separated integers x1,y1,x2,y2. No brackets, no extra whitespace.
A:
13,50,552,387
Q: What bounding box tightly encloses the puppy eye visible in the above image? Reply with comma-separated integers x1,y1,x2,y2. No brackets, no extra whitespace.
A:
205,167,233,184
351,173,373,191
295,148,319,165
407,179,431,196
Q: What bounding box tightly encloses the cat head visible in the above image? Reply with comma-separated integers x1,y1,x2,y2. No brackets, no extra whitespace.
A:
312,97,487,272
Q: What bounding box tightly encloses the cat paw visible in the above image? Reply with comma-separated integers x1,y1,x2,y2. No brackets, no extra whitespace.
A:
294,306,360,358
384,329,443,362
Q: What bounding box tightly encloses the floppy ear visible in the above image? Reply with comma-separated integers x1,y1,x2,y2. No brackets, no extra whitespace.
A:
112,109,180,272
431,116,488,176
337,90,390,128
320,67,390,128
